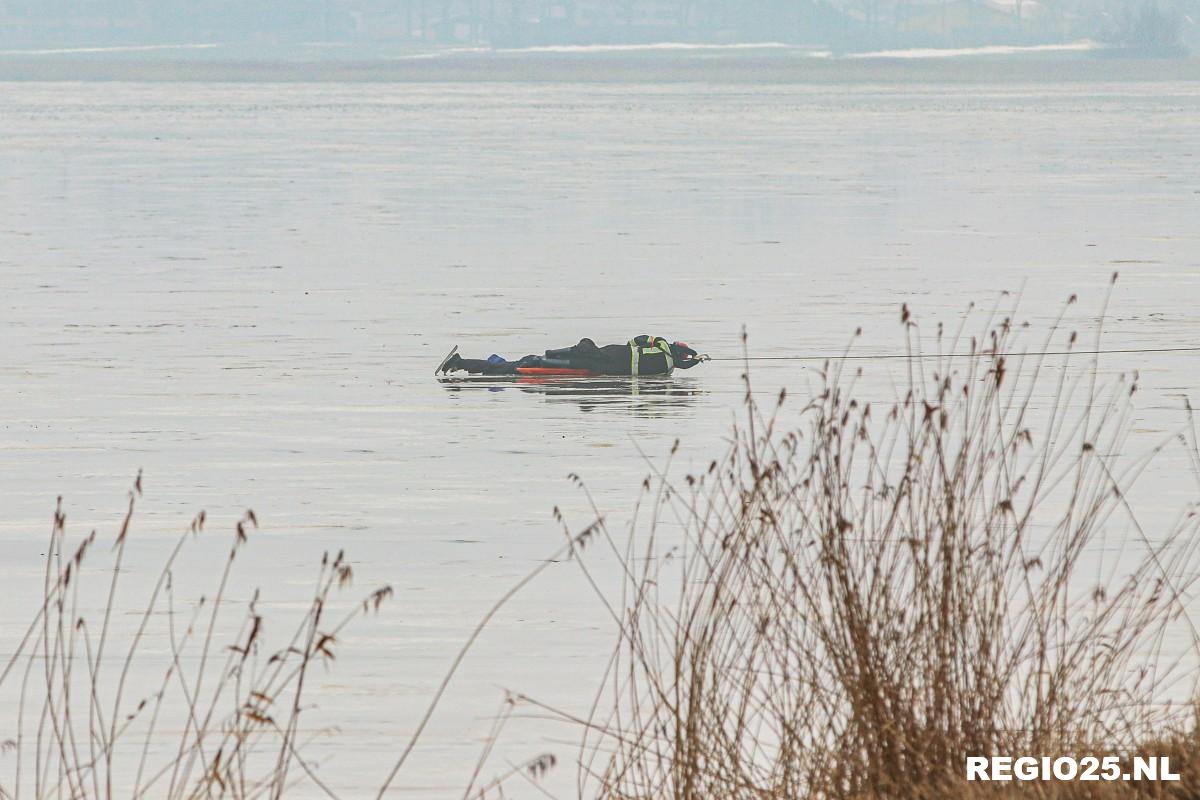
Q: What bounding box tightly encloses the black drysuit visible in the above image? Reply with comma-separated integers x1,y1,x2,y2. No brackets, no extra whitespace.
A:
449,337,699,376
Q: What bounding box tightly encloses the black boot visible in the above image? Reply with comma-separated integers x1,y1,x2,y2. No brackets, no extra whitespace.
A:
436,346,462,375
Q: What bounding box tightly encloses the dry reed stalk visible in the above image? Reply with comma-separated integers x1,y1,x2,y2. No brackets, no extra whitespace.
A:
0,481,566,799
0,477,394,800
561,286,1200,799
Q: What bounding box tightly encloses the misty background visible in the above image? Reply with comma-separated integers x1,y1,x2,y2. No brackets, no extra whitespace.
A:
0,0,1195,54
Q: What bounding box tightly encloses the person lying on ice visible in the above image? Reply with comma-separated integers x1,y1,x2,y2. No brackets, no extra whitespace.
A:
437,336,708,376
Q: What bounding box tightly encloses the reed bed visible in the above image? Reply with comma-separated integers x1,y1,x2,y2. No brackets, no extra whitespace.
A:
0,481,560,799
0,477,396,800
555,290,1200,799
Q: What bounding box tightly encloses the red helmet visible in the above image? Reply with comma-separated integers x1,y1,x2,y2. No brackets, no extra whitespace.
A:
671,341,698,360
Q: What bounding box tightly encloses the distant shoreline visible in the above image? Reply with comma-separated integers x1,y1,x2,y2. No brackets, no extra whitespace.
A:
0,45,1196,83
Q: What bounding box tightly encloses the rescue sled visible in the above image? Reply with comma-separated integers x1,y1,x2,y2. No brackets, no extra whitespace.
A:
435,345,459,376
514,366,597,377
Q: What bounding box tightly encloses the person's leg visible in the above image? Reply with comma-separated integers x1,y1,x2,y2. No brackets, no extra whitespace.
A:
451,358,510,375
442,354,536,375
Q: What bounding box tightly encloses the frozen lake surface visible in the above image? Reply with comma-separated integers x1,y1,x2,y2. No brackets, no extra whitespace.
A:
2,58,1199,795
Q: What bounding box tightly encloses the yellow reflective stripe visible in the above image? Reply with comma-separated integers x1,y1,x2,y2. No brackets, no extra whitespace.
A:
629,337,674,376
660,340,674,374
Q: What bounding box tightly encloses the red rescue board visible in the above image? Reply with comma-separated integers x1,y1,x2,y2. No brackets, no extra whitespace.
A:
515,366,597,376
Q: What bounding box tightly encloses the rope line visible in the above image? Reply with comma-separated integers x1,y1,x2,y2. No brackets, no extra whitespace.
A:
706,345,1200,363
